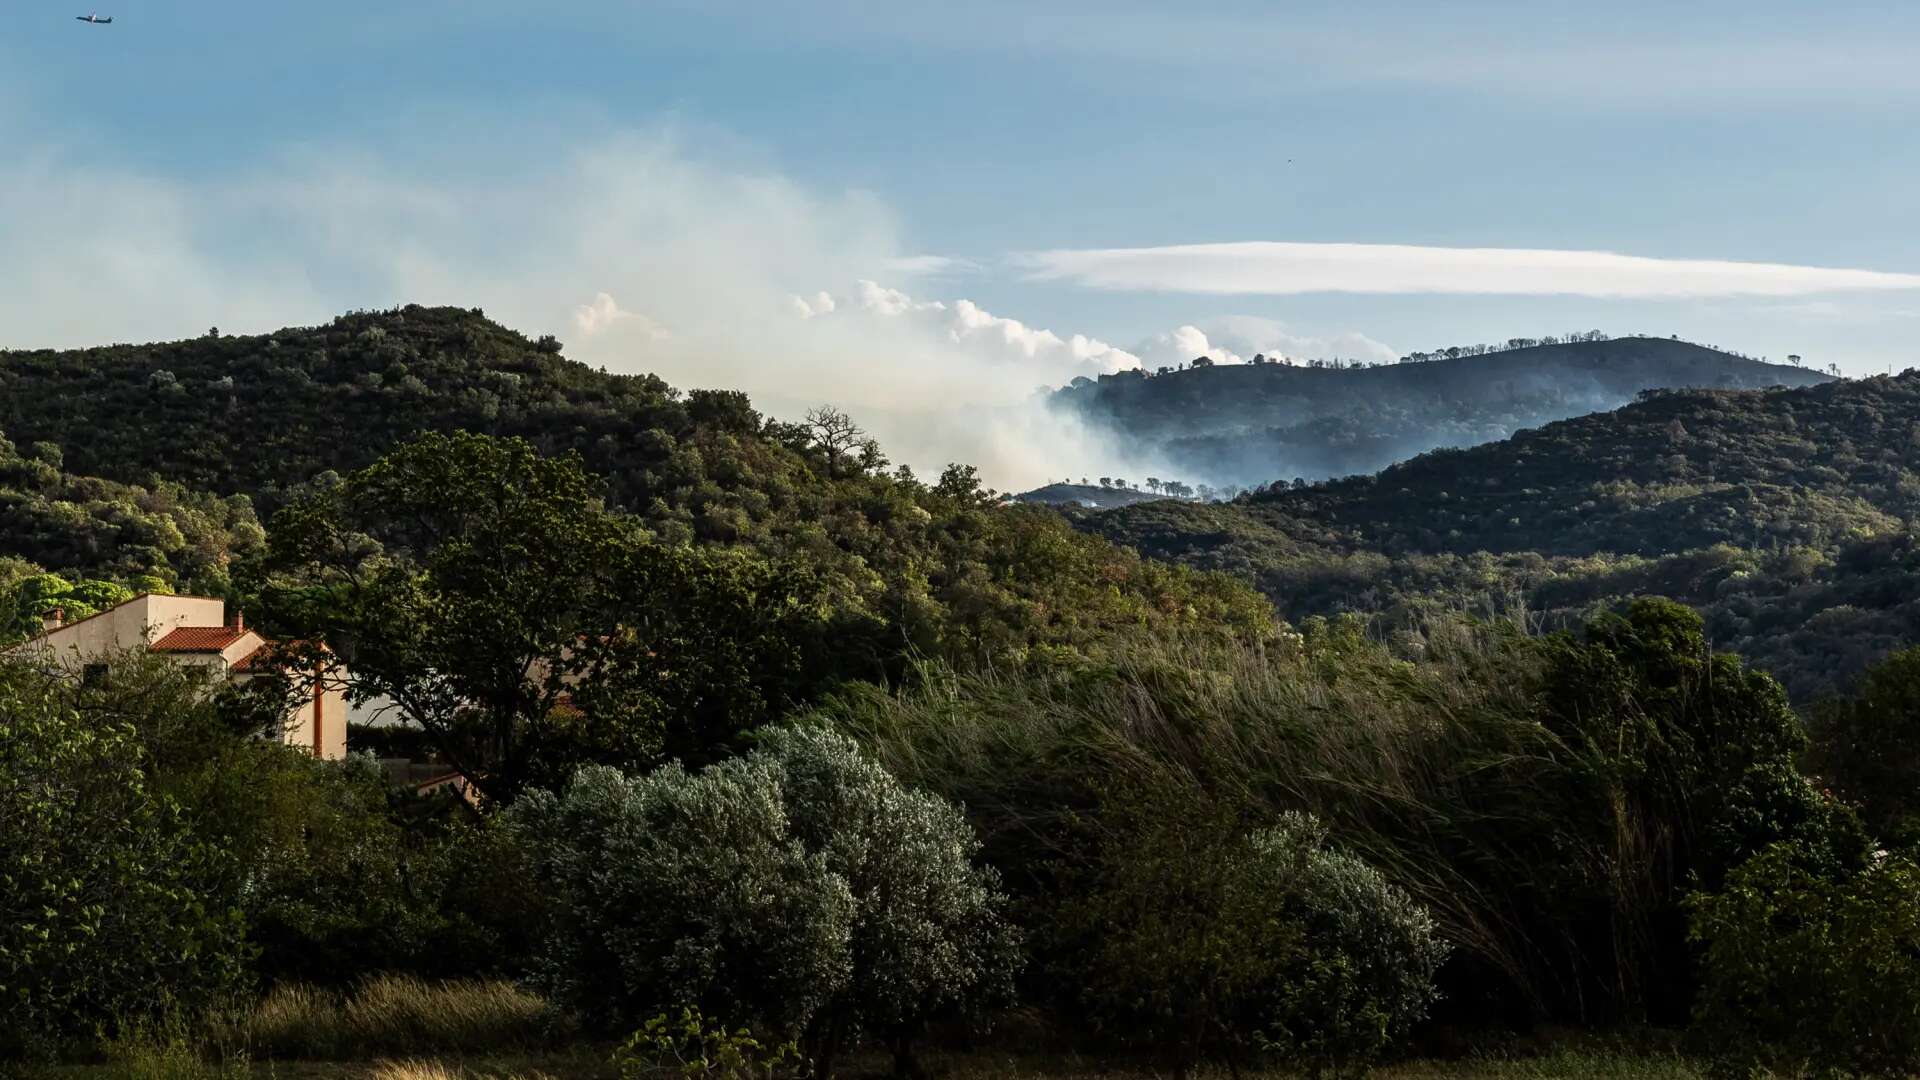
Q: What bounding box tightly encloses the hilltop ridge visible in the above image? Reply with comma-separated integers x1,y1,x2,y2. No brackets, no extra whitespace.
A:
0,306,683,507
1079,369,1920,699
1051,335,1834,489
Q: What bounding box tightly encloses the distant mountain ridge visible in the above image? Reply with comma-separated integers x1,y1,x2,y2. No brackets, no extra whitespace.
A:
1077,370,1920,701
1050,336,1833,490
1014,482,1163,510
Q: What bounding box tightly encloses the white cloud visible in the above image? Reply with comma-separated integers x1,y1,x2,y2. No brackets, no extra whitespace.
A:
1134,325,1238,369
1197,315,1399,365
715,3,1920,109
573,292,671,339
794,280,1140,380
1020,241,1920,299
790,290,838,319
1130,316,1398,369
882,254,979,277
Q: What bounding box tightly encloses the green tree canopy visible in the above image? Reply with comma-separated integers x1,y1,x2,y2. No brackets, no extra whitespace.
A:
262,431,831,802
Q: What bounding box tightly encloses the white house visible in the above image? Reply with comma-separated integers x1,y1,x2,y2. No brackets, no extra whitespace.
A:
11,593,348,759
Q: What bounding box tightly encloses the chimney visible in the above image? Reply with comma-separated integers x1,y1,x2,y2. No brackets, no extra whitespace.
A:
229,609,245,632
42,607,64,633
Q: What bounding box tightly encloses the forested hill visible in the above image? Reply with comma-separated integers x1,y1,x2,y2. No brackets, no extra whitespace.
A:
1080,371,1920,701
1241,374,1920,557
0,306,687,508
0,306,1277,672
1051,336,1832,489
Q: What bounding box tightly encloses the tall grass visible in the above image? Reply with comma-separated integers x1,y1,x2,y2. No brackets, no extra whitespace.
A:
366,1061,561,1080
818,619,1648,1023
234,975,555,1059
92,1021,250,1080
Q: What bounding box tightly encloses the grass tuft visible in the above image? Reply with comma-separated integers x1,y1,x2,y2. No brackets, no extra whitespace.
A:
235,975,554,1060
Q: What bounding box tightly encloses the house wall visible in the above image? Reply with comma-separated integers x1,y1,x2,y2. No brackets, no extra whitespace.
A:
21,594,227,668
15,594,350,762
278,676,349,761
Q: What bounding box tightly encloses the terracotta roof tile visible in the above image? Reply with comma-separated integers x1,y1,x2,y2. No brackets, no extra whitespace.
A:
150,626,250,652
230,640,325,672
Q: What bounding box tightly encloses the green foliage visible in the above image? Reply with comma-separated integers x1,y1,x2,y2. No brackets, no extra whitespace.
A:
1688,842,1920,1079
0,427,261,600
616,1008,807,1080
1536,599,1864,992
832,605,1850,1029
1082,372,1920,703
507,728,1019,1071
264,431,832,802
96,1023,252,1080
1810,645,1920,842
3,573,136,639
506,760,856,1038
0,659,248,1056
1055,795,1446,1076
749,727,1022,1069
191,748,541,987
2,308,1272,688
48,652,542,991
263,429,1271,802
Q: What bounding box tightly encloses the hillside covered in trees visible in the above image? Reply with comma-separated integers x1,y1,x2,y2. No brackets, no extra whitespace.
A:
0,307,1272,677
1049,335,1832,490
1079,372,1920,700
11,309,1920,1080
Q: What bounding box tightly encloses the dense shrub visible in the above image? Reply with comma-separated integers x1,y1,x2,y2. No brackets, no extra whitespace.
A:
57,654,541,990
210,752,543,987
234,753,455,985
1688,842,1920,1078
616,1007,806,1080
1810,645,1920,842
0,661,248,1055
1534,598,1866,1022
833,603,1857,1029
508,728,1019,1073
1056,798,1447,1075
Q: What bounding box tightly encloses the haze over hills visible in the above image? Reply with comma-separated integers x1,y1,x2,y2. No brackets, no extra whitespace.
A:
6,306,1898,702
1078,371,1920,700
1047,335,1833,491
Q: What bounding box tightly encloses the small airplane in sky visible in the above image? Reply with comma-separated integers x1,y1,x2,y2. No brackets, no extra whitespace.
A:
76,11,113,23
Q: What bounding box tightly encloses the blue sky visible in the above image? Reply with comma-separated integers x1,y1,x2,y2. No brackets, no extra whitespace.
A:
4,1,1918,480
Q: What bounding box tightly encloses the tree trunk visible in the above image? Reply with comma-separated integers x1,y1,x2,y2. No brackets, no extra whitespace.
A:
891,1030,923,1080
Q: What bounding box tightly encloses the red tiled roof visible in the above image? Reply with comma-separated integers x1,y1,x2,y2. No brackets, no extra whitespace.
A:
229,646,274,672
230,640,321,672
150,626,250,653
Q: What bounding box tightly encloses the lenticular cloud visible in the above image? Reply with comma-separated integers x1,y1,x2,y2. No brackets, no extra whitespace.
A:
1019,241,1920,299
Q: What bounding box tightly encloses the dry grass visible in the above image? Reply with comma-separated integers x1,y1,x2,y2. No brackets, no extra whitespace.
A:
28,1045,1704,1080
232,976,555,1060
365,1060,562,1080
338,1048,1703,1079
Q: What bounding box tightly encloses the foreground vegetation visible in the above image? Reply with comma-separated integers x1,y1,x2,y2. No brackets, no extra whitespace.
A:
7,314,1920,1077
11,567,1920,1074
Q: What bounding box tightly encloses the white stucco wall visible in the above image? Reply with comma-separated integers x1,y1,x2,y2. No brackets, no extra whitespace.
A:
14,594,350,761
20,594,228,668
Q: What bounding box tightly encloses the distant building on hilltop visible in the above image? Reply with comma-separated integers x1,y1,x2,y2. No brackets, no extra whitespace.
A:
9,593,347,759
